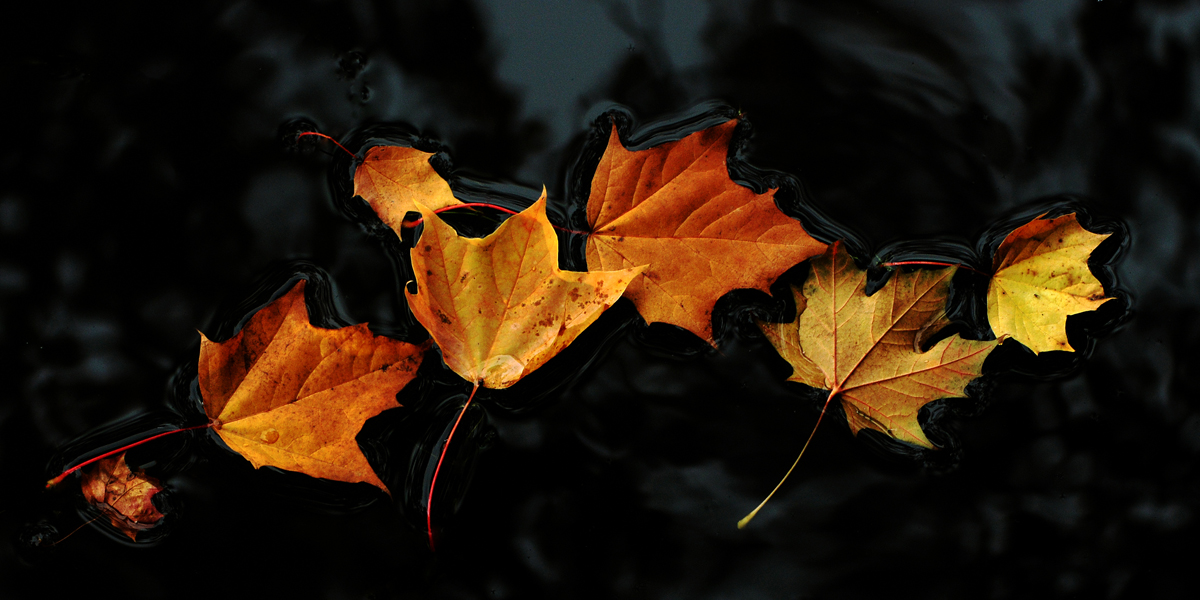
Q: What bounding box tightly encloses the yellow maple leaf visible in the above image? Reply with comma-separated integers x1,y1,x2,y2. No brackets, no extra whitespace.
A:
407,190,643,389
199,280,426,493
987,212,1113,354
353,145,462,233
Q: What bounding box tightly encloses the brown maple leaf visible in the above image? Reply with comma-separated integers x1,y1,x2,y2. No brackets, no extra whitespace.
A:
199,280,426,493
585,119,827,343
354,145,462,234
744,242,997,527
80,453,164,541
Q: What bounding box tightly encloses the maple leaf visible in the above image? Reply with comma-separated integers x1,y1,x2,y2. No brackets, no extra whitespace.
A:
585,119,827,343
199,280,426,493
80,453,164,541
987,212,1113,354
408,190,642,549
761,242,998,448
354,145,462,233
743,242,998,527
407,190,643,389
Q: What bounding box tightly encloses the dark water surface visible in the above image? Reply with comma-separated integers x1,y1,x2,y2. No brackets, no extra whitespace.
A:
3,1,1198,598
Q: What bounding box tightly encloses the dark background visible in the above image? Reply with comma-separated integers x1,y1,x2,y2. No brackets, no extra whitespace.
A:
2,0,1198,598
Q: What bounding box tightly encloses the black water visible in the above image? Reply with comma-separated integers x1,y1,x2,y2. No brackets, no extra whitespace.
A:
3,1,1198,598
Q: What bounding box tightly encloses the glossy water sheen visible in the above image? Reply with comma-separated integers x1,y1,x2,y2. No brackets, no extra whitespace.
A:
2,1,1197,599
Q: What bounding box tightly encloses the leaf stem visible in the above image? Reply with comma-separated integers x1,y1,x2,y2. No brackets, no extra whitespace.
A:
403,203,520,227
426,382,479,551
45,424,212,489
403,205,592,236
881,260,986,275
296,131,357,160
50,515,102,547
737,387,839,529
299,130,594,236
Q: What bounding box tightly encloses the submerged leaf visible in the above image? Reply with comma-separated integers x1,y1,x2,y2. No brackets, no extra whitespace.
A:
80,453,164,541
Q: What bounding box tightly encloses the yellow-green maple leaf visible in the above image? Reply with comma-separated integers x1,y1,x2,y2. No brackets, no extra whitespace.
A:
988,213,1113,354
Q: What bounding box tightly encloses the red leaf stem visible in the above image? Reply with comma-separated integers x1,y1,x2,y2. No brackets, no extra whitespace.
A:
426,382,479,551
46,424,212,489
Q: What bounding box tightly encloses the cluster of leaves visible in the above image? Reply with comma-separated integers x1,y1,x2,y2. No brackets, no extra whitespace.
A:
44,107,1125,546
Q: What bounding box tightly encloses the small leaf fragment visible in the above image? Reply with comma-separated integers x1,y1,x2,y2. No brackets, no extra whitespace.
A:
80,453,164,541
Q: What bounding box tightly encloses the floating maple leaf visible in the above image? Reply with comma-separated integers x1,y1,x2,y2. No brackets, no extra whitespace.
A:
988,212,1113,354
407,189,641,548
354,145,462,233
762,242,997,447
407,190,643,389
199,280,426,493
80,453,164,541
585,119,826,343
745,242,997,527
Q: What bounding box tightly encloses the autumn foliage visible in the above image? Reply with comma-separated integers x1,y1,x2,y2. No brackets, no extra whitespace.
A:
761,243,997,449
354,145,462,232
407,191,641,389
987,212,1113,354
46,109,1124,547
199,280,426,493
586,120,826,343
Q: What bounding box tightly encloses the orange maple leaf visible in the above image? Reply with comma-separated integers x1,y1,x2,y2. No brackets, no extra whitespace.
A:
744,242,997,527
354,145,462,233
199,280,426,493
585,119,827,343
407,190,643,389
80,453,164,541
